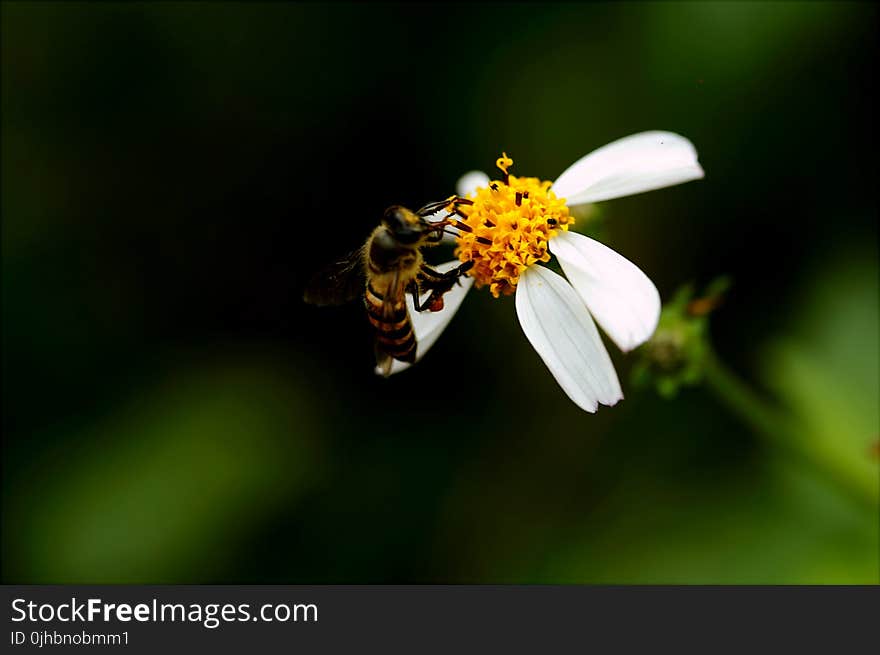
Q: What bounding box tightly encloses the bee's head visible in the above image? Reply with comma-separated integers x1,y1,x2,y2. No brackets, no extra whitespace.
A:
382,206,427,245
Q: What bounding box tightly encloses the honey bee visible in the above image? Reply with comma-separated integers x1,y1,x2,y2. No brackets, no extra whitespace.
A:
303,199,473,376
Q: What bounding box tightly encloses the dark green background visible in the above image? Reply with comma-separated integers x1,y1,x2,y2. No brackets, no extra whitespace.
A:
2,1,877,582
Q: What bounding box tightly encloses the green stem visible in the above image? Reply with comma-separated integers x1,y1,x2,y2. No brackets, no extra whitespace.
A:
701,346,878,509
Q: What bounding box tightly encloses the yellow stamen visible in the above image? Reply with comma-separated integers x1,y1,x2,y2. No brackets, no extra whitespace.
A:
452,154,573,297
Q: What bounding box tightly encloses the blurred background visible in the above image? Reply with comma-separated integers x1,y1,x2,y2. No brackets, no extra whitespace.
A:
2,1,877,583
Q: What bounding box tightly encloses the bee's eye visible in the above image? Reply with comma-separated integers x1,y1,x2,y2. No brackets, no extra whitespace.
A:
383,207,407,232
382,206,424,244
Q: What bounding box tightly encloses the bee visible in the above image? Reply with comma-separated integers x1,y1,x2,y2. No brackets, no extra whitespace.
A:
303,199,474,377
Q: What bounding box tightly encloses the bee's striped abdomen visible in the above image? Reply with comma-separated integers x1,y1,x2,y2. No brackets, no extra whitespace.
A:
364,283,416,363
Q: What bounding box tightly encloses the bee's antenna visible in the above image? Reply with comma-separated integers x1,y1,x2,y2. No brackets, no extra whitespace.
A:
416,195,474,217
416,198,455,217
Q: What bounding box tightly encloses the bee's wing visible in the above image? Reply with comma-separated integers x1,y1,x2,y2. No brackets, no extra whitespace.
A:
375,268,404,378
380,268,403,320
302,246,366,306
375,349,394,378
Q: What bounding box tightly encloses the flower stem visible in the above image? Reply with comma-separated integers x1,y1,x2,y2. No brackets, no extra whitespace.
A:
701,346,878,510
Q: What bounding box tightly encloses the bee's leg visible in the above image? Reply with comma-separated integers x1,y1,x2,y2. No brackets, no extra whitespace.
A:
408,280,432,313
411,261,475,313
420,260,474,282
418,197,476,247
409,281,441,313
418,264,445,282
411,285,446,313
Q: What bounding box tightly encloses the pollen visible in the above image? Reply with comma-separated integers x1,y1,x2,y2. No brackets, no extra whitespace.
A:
451,154,574,297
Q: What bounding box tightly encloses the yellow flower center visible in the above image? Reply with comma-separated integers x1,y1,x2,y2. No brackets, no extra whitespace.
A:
451,153,573,298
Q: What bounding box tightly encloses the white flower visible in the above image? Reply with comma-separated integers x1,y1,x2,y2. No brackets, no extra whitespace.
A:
383,131,704,412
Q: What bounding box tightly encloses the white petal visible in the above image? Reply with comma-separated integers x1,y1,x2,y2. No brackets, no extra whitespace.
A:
456,170,490,198
515,266,623,412
378,260,474,376
551,231,660,353
551,131,704,205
